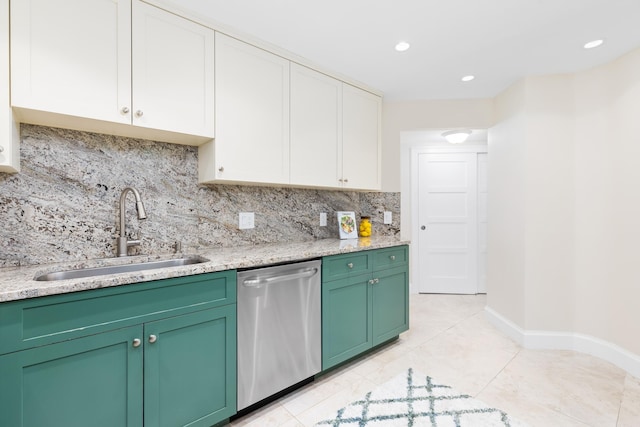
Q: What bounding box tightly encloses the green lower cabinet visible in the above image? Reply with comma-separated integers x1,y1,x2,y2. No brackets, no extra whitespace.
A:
322,246,410,370
144,305,236,427
0,306,236,427
322,274,373,368
0,325,144,427
0,270,238,427
372,266,410,346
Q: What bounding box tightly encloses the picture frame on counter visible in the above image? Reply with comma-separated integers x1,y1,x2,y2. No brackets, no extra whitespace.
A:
337,211,358,239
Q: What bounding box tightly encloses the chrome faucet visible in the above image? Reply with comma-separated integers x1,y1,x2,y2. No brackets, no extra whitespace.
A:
116,187,147,257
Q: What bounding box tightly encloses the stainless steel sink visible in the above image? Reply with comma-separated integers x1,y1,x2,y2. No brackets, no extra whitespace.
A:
35,256,209,281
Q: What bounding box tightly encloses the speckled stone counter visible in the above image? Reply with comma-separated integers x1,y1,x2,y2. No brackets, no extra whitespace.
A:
0,237,408,303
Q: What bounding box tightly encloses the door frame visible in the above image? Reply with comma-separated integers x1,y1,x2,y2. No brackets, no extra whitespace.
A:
410,144,488,294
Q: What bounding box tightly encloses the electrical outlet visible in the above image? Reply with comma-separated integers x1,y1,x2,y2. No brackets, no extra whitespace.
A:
383,211,393,224
239,212,255,229
320,212,327,227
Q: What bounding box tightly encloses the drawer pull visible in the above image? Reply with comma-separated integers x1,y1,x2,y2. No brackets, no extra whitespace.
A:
390,255,396,261
148,334,157,344
347,262,354,269
132,338,141,348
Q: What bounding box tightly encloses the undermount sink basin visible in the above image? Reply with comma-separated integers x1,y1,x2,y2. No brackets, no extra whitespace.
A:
35,256,209,282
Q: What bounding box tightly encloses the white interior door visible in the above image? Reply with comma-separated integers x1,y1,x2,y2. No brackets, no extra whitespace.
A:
418,153,478,294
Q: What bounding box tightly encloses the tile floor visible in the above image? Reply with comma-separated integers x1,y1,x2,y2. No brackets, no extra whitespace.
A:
229,294,640,427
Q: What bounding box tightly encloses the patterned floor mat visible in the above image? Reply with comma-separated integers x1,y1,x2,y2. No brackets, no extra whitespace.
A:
315,368,528,426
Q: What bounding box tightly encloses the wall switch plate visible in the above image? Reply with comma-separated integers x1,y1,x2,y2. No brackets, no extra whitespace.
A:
320,212,327,227
383,211,393,224
239,212,255,229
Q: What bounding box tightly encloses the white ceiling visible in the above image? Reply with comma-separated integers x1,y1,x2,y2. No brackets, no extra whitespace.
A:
165,0,640,102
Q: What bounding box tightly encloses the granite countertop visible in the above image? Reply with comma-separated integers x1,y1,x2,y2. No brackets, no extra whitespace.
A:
0,237,408,303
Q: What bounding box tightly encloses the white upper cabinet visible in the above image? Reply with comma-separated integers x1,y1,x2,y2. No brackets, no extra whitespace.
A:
342,84,382,190
10,0,213,143
132,0,213,137
0,0,18,173
290,63,342,188
11,0,132,125
199,33,290,185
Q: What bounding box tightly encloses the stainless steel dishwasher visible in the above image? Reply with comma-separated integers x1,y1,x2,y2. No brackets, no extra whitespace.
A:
236,259,322,411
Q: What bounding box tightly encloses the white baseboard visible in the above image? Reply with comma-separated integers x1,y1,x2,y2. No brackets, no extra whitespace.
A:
485,306,640,378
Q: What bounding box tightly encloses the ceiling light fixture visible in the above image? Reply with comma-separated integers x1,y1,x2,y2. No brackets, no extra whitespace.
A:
395,41,410,52
442,129,472,144
461,75,475,82
584,39,604,49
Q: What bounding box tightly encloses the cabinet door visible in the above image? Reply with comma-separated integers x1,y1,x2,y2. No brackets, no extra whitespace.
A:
342,84,381,190
132,1,214,137
10,0,131,124
372,265,409,346
144,306,237,427
0,326,143,427
203,32,289,184
322,275,372,370
290,63,342,188
0,0,18,173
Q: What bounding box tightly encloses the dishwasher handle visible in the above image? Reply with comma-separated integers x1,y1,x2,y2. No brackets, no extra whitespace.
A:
242,267,319,288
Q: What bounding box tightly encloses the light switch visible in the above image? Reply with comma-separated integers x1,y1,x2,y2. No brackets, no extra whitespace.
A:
383,211,393,224
239,212,255,229
320,212,327,227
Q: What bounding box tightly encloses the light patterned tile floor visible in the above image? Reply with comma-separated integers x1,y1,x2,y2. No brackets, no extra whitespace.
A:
229,294,640,427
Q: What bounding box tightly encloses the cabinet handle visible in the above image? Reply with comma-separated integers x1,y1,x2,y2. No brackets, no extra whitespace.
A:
148,334,157,344
132,338,141,348
390,255,396,261
135,110,144,118
121,107,130,114
347,262,354,269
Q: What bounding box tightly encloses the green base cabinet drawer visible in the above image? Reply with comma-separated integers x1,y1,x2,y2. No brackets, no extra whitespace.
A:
0,270,236,355
321,245,409,371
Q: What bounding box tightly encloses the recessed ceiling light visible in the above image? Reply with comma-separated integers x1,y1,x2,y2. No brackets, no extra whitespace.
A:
584,39,604,49
461,75,475,82
395,41,410,52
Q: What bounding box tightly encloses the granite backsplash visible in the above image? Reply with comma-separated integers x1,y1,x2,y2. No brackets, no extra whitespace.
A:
0,125,400,267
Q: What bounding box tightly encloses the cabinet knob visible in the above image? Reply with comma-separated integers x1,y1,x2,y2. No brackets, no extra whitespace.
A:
148,334,157,344
343,178,349,183
421,225,426,230
132,338,141,348
0,146,4,153
374,278,380,284
338,178,343,183
135,110,144,118
347,262,354,269
390,255,396,261
368,279,375,285
121,107,130,114
218,166,224,172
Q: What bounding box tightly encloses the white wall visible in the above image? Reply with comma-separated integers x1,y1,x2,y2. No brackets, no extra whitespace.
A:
487,47,640,374
382,99,494,192
573,48,640,356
